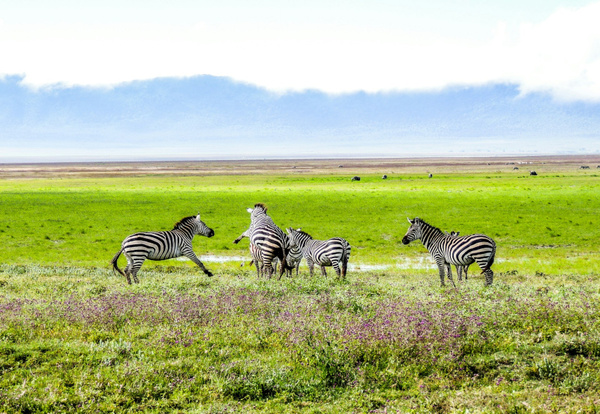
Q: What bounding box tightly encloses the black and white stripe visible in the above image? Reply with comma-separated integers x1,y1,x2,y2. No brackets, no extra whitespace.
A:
282,236,303,277
234,203,288,279
248,238,302,278
286,228,351,278
111,214,214,284
402,218,495,286
448,231,471,281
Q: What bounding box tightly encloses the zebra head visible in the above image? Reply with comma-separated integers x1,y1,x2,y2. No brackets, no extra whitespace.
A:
402,217,423,245
193,214,215,238
286,228,308,248
247,203,268,219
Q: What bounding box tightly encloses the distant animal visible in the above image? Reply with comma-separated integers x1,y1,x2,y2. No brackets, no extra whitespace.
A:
234,203,289,279
286,228,351,278
111,214,214,284
428,173,433,178
402,218,496,286
530,171,538,176
338,165,344,168
513,167,519,170
580,165,590,169
351,176,360,181
382,174,388,179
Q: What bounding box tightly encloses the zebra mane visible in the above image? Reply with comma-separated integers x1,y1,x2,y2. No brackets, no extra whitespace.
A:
294,229,313,240
254,203,268,212
415,218,443,235
173,216,196,230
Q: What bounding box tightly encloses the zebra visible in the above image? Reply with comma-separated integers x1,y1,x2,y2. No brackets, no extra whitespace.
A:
248,240,302,278
448,231,471,281
286,228,351,278
111,214,214,284
233,203,289,279
282,237,303,277
402,218,496,286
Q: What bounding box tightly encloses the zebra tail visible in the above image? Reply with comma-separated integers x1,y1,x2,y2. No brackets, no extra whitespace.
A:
110,248,126,277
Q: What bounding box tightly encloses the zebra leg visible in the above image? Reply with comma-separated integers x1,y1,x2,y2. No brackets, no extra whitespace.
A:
185,251,214,277
123,253,136,285
484,269,493,286
131,267,141,284
320,266,327,277
464,264,470,280
253,260,261,278
233,230,250,244
435,261,446,287
306,259,315,277
445,263,456,288
332,261,342,278
456,265,462,281
341,260,348,279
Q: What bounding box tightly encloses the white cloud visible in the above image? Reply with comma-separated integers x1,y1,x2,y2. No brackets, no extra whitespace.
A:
1,1,600,101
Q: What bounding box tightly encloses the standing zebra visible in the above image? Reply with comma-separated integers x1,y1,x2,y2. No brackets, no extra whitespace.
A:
111,214,215,284
402,218,495,286
233,203,289,279
286,228,351,278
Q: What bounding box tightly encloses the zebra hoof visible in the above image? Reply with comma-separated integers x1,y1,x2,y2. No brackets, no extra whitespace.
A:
206,271,214,277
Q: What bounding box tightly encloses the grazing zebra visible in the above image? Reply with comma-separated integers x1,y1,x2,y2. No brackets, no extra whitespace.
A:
282,237,303,277
286,228,351,278
233,203,289,279
449,231,471,281
111,214,215,284
402,218,496,286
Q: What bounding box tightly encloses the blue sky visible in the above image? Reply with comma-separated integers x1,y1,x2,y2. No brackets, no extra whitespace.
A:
1,1,600,161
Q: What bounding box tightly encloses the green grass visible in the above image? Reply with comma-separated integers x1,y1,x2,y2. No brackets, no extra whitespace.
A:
1,171,599,276
1,266,600,413
1,168,600,412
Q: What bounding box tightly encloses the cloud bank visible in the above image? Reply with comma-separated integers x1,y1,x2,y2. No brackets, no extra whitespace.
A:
1,1,600,101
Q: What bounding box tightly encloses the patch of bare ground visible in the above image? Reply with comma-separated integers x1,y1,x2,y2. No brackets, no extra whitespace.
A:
1,155,599,179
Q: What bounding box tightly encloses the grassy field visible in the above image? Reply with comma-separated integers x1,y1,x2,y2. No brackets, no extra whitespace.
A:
1,158,600,413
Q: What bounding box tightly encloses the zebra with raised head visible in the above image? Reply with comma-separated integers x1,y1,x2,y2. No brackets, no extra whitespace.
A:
286,228,351,278
111,214,215,284
233,203,289,279
402,218,495,286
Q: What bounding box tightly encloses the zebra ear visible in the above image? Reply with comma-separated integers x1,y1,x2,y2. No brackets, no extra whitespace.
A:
286,227,292,234
196,212,201,220
246,208,253,213
407,217,413,224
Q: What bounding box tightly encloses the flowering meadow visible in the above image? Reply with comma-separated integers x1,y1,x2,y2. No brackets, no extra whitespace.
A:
1,161,600,412
1,265,599,413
